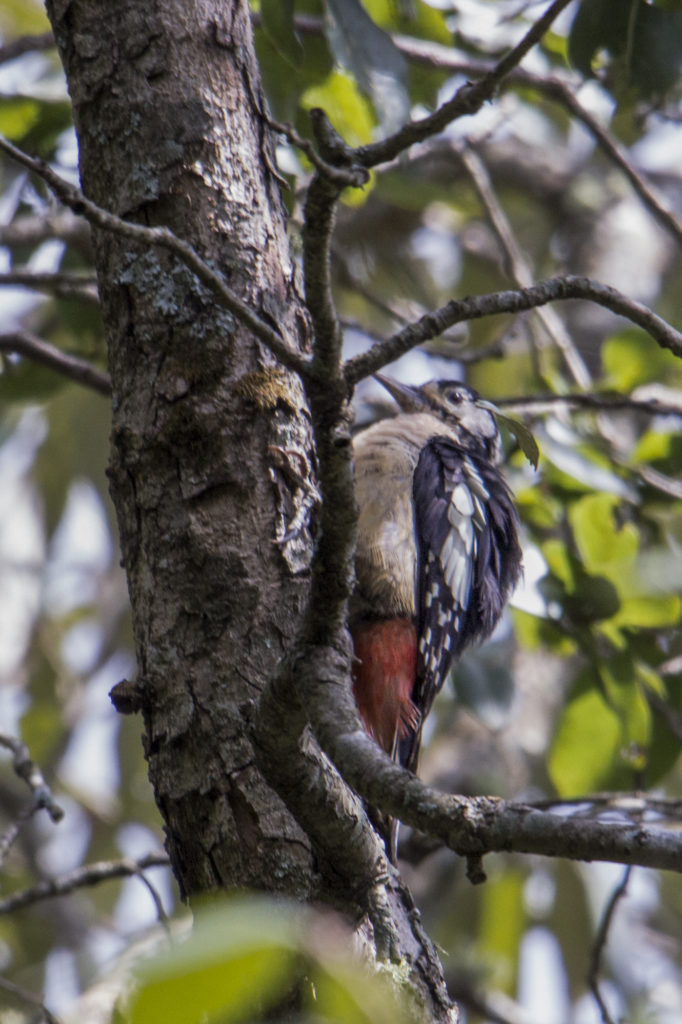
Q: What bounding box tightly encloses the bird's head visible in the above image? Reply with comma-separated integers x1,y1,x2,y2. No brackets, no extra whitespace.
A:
374,375,501,459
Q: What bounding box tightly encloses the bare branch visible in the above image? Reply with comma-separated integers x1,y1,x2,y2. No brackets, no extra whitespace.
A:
266,115,369,189
0,852,169,915
448,975,535,1024
313,721,682,875
0,975,61,1024
519,72,682,248
385,38,682,248
647,690,682,743
0,734,64,867
497,391,682,418
0,134,308,377
0,269,99,303
588,866,632,1024
0,31,55,66
0,210,90,249
282,15,682,248
526,792,682,819
344,276,682,385
634,464,682,500
354,0,575,169
0,329,111,395
0,733,64,824
458,145,592,388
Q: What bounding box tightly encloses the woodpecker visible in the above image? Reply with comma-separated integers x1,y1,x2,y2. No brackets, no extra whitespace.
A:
350,377,522,846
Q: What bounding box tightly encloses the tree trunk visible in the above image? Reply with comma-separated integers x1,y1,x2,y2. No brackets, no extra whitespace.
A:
45,2,457,1018
46,0,316,899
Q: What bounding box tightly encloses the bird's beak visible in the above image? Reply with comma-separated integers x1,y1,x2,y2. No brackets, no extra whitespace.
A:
373,374,427,413
475,398,500,414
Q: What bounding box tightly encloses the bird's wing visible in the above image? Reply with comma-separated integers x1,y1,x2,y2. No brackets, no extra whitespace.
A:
400,437,521,771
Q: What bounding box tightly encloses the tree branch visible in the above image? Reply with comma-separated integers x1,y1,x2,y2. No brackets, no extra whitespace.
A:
344,276,682,385
266,114,369,189
0,210,90,250
0,269,99,302
354,0,575,169
382,34,682,247
0,733,64,867
496,391,682,418
0,31,55,66
0,976,61,1024
0,852,169,915
307,721,682,875
0,134,308,377
588,866,632,1024
0,733,63,824
0,329,111,395
458,144,592,389
282,17,682,247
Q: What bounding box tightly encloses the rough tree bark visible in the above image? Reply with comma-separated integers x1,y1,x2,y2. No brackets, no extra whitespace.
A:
45,0,316,898
44,0,459,1017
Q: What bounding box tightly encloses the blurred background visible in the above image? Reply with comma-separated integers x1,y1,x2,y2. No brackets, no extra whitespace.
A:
1,1,681,1022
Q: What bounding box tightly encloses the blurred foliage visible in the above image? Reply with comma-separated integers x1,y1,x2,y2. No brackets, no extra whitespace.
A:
1,1,682,1023
125,896,412,1024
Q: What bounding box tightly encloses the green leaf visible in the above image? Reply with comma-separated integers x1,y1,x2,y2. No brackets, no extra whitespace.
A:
599,652,652,750
515,487,561,529
563,573,621,624
128,899,300,1024
568,0,682,101
0,97,41,140
127,896,411,1024
494,412,540,470
476,871,525,991
324,0,409,132
511,609,576,655
602,328,682,392
301,69,375,146
568,493,638,577
541,539,574,588
261,0,303,66
613,595,681,629
0,0,50,34
549,674,624,796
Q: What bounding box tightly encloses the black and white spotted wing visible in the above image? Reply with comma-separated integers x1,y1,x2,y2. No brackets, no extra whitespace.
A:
399,437,522,771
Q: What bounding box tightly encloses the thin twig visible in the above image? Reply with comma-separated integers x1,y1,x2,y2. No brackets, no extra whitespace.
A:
385,39,682,248
646,691,682,744
527,792,682,818
0,32,55,66
344,276,682,385
459,144,592,388
266,115,369,188
302,114,347,380
128,863,171,930
634,464,682,500
354,0,575,169
0,733,64,823
0,975,61,1024
0,852,170,914
448,975,535,1024
260,14,682,247
496,391,682,418
0,806,33,866
0,269,99,303
0,134,308,376
0,210,90,249
588,866,632,1024
0,329,111,395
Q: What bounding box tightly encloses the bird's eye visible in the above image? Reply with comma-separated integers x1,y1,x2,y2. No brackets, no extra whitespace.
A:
446,388,464,405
